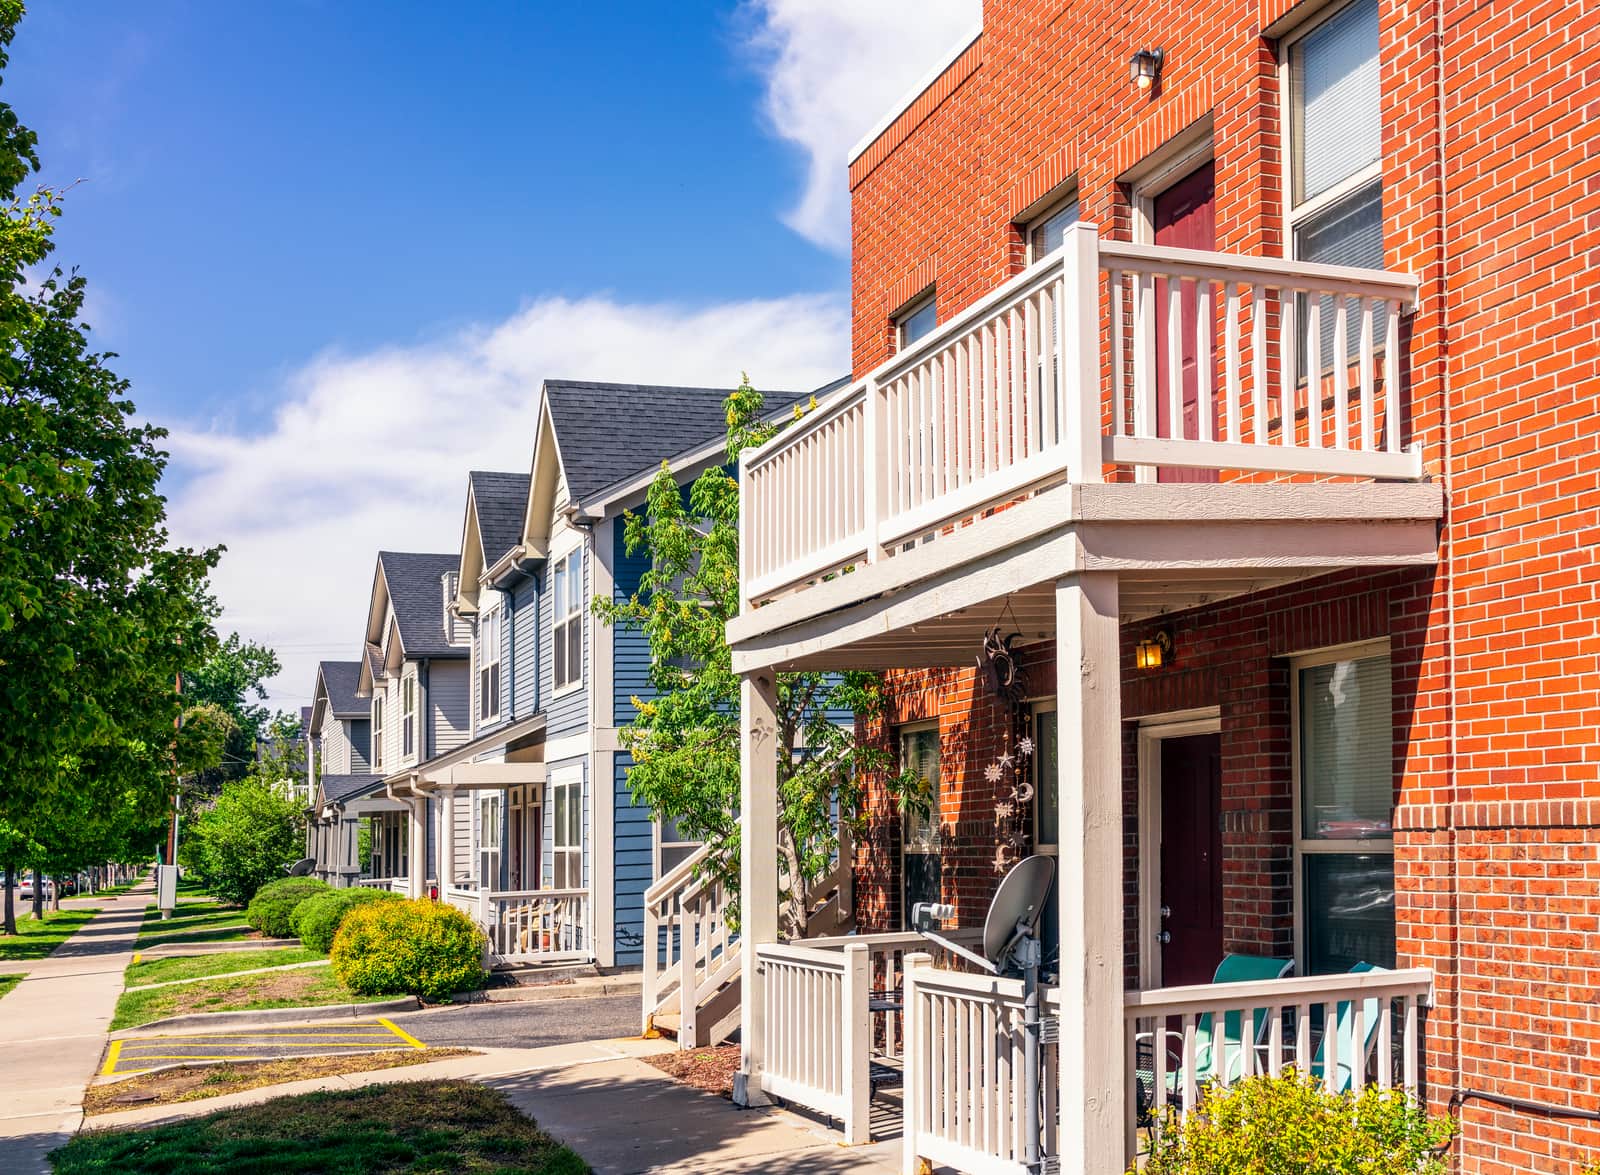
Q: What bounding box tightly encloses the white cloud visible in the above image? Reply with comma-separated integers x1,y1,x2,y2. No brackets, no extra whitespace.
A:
164,293,849,711
739,0,981,252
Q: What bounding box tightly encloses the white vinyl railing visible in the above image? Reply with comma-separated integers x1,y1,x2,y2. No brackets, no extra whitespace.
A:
642,845,742,1046
1123,967,1432,1156
441,885,477,917
901,956,1060,1175
740,223,1422,607
355,876,409,893
757,941,873,1144
480,887,590,963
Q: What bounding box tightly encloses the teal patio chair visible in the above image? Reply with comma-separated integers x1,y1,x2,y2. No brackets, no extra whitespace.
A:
1309,962,1387,1092
1134,953,1295,1116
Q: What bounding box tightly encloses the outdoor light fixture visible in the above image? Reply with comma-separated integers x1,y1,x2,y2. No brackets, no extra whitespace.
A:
1135,628,1174,670
1130,47,1164,92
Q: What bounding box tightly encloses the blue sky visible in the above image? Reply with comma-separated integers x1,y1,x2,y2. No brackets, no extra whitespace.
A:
7,0,979,705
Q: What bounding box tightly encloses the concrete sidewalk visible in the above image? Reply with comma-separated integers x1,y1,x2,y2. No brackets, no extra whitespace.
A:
0,879,154,1172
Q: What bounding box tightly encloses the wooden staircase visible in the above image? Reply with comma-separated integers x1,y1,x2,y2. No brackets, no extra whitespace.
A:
640,839,855,1048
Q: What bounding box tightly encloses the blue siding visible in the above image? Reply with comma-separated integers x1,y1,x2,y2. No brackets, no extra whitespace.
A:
508,576,540,719
542,542,588,736
613,753,653,967
612,516,653,724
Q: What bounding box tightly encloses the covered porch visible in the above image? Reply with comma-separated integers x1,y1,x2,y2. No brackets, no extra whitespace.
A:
726,224,1441,1170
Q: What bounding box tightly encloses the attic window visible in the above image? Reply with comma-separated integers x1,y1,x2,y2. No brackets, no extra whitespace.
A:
371,695,385,771
401,674,416,759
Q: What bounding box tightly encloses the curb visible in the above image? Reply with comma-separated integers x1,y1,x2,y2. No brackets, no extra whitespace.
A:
452,978,642,1004
116,997,421,1035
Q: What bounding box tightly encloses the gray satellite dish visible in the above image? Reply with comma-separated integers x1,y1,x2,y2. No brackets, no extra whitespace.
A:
286,858,316,877
912,854,1057,1172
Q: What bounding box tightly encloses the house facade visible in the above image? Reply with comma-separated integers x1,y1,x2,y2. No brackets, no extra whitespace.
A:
303,659,399,886
722,1,1598,1171
340,381,805,970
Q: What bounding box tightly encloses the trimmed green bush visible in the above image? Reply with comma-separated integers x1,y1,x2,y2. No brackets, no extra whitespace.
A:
1138,1072,1452,1174
293,887,401,954
243,877,329,938
331,899,486,1000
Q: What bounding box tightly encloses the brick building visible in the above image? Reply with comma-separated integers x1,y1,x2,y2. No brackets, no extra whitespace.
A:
819,0,1599,1170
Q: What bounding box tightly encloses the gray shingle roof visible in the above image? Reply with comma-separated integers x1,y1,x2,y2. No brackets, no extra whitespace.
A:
469,471,531,564
316,661,365,718
376,551,467,658
545,380,833,507
320,773,386,807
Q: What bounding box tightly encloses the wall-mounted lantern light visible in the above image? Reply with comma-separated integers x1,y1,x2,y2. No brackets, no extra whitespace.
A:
1135,628,1174,671
1129,48,1164,92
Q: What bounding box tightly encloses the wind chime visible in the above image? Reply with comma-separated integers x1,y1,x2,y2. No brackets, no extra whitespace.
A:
976,606,1036,875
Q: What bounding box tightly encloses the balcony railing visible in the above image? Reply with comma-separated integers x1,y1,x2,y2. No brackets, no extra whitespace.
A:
480,887,590,964
739,223,1421,607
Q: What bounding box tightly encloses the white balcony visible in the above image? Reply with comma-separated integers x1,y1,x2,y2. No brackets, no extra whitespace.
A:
739,223,1422,611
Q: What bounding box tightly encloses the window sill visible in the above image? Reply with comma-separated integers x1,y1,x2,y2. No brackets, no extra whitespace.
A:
550,681,583,701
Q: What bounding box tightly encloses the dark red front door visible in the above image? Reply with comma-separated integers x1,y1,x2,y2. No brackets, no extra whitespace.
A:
1159,733,1224,987
1153,162,1219,483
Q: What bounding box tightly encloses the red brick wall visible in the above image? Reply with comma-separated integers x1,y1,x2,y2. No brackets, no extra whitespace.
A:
845,2,1600,1165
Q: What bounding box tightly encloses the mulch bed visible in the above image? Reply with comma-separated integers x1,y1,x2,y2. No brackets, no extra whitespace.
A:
644,1043,740,1099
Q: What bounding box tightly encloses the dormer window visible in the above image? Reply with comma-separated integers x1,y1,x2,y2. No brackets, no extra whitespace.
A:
401,674,416,758
372,695,385,771
479,600,503,722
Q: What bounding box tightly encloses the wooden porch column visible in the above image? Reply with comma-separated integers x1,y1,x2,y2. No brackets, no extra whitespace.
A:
733,668,779,1108
440,788,456,889
408,797,427,899
1055,572,1126,1167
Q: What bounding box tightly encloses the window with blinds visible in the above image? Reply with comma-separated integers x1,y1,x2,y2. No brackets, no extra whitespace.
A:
552,777,582,889
1294,646,1396,973
479,602,502,722
553,548,583,691
1286,0,1384,372
1026,195,1080,263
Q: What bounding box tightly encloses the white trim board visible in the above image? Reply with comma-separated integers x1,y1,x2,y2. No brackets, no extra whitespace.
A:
846,23,983,165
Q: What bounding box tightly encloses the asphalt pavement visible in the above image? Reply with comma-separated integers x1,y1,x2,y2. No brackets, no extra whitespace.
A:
384,990,639,1050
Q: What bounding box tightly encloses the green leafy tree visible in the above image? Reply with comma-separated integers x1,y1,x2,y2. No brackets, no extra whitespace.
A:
593,378,922,934
0,0,222,932
182,632,282,790
184,774,305,906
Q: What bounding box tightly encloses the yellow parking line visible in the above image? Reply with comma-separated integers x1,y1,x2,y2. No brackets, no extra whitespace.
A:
101,1040,124,1077
378,1017,426,1050
129,952,141,966
128,1031,401,1041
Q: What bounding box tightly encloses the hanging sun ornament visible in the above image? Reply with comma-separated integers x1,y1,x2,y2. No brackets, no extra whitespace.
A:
977,626,1029,706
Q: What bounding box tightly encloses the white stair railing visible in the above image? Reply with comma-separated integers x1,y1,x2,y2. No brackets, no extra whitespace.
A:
642,844,742,1046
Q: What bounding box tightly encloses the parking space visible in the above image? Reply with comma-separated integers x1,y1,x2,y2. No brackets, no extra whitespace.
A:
102,1017,425,1077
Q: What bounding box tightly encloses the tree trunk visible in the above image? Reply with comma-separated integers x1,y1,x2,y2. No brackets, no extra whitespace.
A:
49,877,61,913
30,868,44,920
2,865,14,936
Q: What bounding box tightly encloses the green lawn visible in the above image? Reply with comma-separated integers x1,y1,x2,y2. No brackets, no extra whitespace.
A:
0,907,100,962
51,1080,587,1173
135,899,252,947
0,974,22,998
111,965,396,1030
127,946,322,987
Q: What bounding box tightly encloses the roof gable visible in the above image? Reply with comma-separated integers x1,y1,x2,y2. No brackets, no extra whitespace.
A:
374,551,466,660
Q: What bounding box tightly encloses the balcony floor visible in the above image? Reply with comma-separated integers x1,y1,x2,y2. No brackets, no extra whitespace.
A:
729,481,1442,673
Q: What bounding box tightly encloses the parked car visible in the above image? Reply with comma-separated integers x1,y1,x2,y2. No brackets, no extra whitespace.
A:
17,877,54,901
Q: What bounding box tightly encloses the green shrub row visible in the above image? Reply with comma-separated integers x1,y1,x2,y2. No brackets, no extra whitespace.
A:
292,887,401,953
243,876,328,938
330,899,486,1000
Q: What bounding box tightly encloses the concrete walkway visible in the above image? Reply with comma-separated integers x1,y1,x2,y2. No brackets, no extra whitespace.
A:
0,879,153,1172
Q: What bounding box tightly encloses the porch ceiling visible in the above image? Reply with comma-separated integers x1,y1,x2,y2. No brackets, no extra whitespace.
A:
728,481,1442,673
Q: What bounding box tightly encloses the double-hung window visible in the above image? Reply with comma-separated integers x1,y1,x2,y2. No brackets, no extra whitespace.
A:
401,675,416,759
552,548,583,691
657,814,699,876
1293,643,1395,973
479,600,502,722
1286,0,1384,368
551,776,582,889
371,695,385,771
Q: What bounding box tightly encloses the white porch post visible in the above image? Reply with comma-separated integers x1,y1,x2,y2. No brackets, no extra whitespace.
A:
408,796,427,899
1055,572,1126,1167
440,787,456,889
733,669,779,1108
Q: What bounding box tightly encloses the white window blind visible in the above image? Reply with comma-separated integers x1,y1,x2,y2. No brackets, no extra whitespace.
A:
1298,653,1393,840
1291,0,1380,204
1028,197,1080,261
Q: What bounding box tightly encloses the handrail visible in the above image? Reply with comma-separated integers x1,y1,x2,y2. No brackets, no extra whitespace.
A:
1122,966,1433,1017
644,843,711,906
